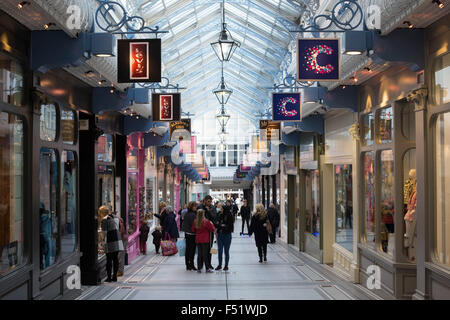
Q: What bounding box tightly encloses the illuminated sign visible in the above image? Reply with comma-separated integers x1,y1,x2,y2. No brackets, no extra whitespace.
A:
152,93,181,122
272,93,302,122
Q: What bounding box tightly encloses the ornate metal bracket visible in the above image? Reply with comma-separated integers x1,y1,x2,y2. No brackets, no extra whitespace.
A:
406,87,428,112
267,75,314,91
290,0,363,33
95,0,168,35
138,77,186,92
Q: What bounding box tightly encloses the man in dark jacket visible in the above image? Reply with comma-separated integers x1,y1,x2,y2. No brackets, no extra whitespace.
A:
197,195,215,269
181,201,198,270
267,203,280,243
240,199,251,235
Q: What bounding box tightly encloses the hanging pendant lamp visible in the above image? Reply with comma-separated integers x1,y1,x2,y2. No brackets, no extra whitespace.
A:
213,62,233,105
210,0,241,62
216,104,230,129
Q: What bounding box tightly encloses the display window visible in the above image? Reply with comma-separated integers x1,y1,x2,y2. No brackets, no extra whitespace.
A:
377,107,393,144
0,112,24,276
380,150,394,256
362,113,374,146
40,103,57,142
305,170,320,237
335,164,353,253
97,134,113,163
61,110,76,145
363,152,375,248
402,103,416,141
403,149,417,262
127,172,138,236
294,175,300,248
61,151,77,258
434,112,450,267
39,148,59,270
434,52,450,106
97,166,115,212
0,55,25,107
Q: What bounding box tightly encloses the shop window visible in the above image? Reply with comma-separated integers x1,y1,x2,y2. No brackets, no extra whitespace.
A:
377,107,394,144
61,111,76,145
97,166,115,212
402,103,416,141
362,113,374,146
434,52,450,105
434,112,450,267
380,150,394,256
218,150,226,167
61,151,76,257
0,55,25,107
0,113,24,276
305,170,320,237
97,134,113,163
128,149,138,170
403,149,417,262
39,148,59,269
335,164,353,253
363,152,375,248
40,103,57,142
128,172,138,235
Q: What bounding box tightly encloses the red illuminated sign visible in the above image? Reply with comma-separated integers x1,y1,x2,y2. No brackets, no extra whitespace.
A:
129,42,149,80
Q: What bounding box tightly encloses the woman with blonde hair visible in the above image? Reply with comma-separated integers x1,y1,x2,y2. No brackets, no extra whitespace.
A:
192,209,215,273
249,204,270,263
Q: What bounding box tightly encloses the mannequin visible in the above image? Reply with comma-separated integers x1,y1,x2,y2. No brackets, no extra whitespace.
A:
404,169,417,261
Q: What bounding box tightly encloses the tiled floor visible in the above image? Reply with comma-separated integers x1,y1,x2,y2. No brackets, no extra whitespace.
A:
77,219,380,300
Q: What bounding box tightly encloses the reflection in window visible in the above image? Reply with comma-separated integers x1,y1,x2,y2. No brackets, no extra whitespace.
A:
363,152,375,248
434,112,450,267
0,55,24,107
434,52,450,105
40,148,59,269
403,149,417,262
128,172,138,235
0,113,24,276
378,107,394,144
61,151,76,257
362,113,374,146
97,166,114,212
335,165,353,252
61,111,75,144
380,150,394,256
305,170,320,237
40,104,57,142
402,103,416,141
97,134,113,162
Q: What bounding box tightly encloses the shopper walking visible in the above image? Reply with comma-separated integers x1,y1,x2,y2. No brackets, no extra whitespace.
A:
192,209,215,273
115,212,126,277
215,203,234,271
181,201,198,270
198,195,216,269
99,205,124,282
249,204,270,263
154,202,168,231
240,199,251,235
152,226,162,254
267,203,280,244
139,218,150,255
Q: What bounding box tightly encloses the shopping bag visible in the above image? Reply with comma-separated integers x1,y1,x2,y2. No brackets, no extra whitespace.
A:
177,239,186,257
210,243,218,255
161,234,178,256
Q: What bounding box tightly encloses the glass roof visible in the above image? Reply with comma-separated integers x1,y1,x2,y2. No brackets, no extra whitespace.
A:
133,0,305,121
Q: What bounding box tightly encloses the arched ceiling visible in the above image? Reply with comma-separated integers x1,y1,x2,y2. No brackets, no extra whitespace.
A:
131,0,305,121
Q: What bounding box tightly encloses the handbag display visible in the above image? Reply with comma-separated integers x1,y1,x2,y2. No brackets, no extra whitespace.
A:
161,234,178,256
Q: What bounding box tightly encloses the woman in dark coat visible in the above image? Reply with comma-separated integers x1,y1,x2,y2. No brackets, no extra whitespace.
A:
181,201,198,270
267,203,280,243
215,203,234,271
162,206,179,241
249,203,270,263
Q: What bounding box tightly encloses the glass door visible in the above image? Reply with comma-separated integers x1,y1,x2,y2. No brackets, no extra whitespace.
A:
305,169,320,260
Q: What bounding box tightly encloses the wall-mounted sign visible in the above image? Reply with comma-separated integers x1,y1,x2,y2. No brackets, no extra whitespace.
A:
180,135,197,154
152,93,181,122
297,38,340,82
260,120,280,141
170,119,191,141
117,39,161,83
272,93,302,122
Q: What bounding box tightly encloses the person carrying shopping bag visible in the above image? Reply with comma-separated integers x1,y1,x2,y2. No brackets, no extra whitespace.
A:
215,203,234,271
192,209,215,273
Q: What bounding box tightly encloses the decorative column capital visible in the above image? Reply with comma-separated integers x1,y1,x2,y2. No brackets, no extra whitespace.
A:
406,87,428,112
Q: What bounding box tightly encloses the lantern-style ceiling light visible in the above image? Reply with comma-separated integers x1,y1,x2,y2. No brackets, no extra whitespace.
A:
210,0,241,62
213,62,232,105
216,105,230,129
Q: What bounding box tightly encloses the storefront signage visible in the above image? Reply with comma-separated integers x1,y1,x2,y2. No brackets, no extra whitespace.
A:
260,120,280,141
152,93,181,122
180,135,197,154
251,135,268,153
169,119,191,140
272,93,302,122
117,39,161,83
297,38,340,82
